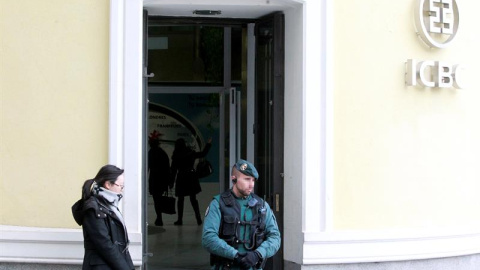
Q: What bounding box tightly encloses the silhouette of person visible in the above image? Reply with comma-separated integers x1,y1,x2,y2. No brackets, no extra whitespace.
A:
171,137,212,225
148,130,172,226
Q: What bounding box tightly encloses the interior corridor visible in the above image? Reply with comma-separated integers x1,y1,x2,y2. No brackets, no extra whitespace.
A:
146,192,214,270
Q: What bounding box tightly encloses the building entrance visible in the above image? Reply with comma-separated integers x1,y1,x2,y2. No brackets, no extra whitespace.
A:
142,14,284,270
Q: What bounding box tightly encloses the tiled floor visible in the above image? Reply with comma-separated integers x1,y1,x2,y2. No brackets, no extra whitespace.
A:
145,185,217,270
146,216,210,270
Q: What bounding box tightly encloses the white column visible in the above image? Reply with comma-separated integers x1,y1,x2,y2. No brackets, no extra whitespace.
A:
117,0,143,265
303,0,333,234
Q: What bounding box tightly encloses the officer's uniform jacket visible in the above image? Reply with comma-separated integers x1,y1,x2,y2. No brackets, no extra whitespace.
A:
202,190,281,270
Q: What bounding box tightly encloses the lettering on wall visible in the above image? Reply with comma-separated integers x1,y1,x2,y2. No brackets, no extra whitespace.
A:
405,59,465,88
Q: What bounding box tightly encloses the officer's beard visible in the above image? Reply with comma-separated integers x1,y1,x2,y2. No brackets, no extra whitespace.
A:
233,185,252,198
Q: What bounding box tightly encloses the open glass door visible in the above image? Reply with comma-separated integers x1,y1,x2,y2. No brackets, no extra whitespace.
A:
144,18,247,269
255,12,285,270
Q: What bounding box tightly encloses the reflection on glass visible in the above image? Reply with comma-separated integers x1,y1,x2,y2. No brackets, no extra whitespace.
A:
148,26,224,85
255,20,274,199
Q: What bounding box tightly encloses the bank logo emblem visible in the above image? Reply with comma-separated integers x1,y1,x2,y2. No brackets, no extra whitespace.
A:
414,0,460,48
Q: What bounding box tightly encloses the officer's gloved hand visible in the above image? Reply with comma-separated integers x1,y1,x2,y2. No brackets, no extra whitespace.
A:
234,252,247,268
238,251,261,268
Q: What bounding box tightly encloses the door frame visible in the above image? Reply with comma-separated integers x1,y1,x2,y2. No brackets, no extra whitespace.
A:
108,1,295,267
142,14,285,269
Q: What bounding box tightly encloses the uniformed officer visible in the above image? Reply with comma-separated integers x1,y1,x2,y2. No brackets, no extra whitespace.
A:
202,159,281,270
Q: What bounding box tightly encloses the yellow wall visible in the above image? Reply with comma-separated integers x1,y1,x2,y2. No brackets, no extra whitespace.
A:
0,0,110,228
333,0,480,230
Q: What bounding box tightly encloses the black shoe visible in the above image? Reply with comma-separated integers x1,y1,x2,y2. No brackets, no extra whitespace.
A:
155,219,163,226
174,220,183,226
195,213,203,225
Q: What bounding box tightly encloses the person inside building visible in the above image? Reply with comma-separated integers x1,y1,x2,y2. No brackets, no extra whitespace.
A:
202,159,281,270
71,164,134,270
170,137,212,225
148,130,172,226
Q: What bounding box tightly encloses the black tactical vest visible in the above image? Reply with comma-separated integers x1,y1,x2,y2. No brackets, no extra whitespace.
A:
211,191,267,267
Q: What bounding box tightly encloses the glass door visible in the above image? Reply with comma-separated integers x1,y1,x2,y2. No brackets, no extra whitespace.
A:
144,19,245,269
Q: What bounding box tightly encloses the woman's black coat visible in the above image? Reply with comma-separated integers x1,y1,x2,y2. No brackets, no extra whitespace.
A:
171,143,211,197
148,145,171,196
72,196,134,270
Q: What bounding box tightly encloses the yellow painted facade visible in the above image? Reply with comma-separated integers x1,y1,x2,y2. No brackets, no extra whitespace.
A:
0,0,478,245
0,0,110,228
0,0,479,267
333,0,480,229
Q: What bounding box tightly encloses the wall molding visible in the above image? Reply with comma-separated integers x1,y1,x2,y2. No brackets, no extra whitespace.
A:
2,226,478,265
303,228,480,264
0,226,142,265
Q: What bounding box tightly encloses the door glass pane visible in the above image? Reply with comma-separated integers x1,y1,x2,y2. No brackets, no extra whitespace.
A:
147,92,220,269
231,27,243,82
148,93,220,185
255,20,274,199
148,26,224,86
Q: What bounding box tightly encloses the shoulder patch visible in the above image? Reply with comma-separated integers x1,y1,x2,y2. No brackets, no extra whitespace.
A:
205,205,210,217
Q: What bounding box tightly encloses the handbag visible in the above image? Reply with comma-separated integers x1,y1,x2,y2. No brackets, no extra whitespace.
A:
159,190,176,215
196,159,213,178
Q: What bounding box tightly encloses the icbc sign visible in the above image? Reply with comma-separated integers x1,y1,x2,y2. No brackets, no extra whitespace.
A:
405,59,465,89
405,0,466,89
414,0,459,48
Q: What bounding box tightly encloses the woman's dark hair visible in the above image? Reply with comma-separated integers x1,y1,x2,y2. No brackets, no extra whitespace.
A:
172,138,188,159
174,138,186,150
81,165,124,200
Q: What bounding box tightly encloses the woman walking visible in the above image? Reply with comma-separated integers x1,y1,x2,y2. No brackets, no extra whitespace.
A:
72,164,134,270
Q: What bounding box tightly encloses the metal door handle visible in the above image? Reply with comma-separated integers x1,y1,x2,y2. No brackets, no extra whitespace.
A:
143,68,155,78
276,194,280,212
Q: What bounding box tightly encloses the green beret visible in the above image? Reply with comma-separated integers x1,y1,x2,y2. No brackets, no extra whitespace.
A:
234,159,259,179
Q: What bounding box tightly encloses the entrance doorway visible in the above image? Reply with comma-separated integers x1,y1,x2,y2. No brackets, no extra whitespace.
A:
143,14,284,270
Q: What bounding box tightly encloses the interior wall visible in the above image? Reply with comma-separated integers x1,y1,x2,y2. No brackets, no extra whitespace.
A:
0,0,110,228
332,0,480,230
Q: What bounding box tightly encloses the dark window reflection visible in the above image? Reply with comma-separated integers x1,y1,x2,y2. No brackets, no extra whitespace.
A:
148,26,224,86
231,27,243,82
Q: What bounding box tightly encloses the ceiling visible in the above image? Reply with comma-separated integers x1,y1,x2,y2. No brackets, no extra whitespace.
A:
143,0,300,19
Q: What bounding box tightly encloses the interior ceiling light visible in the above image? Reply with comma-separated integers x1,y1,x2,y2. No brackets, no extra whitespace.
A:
193,10,221,15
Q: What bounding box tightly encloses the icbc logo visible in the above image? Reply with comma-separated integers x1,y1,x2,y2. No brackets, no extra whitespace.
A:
414,0,460,48
406,0,466,89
